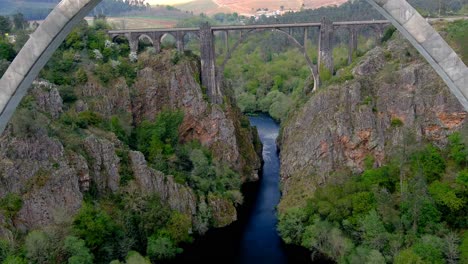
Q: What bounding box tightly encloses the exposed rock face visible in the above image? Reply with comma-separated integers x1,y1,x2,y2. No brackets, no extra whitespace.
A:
279,35,466,210
77,76,131,116
0,130,82,231
32,80,63,119
207,194,237,228
129,151,197,216
131,53,261,181
83,135,120,193
0,51,261,234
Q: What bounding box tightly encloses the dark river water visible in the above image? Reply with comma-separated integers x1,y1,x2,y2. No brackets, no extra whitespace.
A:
167,115,321,264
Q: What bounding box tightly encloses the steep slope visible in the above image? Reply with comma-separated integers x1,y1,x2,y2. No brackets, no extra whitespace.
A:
279,32,466,210
276,32,467,263
0,50,261,262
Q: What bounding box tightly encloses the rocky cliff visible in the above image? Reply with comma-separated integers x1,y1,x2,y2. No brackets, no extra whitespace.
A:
0,50,261,236
278,33,467,210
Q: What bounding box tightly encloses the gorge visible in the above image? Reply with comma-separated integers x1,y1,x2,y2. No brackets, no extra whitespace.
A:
0,0,467,263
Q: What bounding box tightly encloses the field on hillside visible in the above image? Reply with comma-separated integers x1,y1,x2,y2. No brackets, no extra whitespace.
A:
175,0,231,15
176,0,348,15
86,16,179,29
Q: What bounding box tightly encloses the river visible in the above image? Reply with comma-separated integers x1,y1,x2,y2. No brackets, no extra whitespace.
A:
167,114,318,263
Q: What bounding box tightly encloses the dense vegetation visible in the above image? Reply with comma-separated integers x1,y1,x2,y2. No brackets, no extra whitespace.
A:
278,133,468,263
0,13,30,77
219,0,384,121
442,19,468,65
0,17,245,264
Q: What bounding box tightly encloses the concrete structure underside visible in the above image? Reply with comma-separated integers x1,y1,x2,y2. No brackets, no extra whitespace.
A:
0,0,466,134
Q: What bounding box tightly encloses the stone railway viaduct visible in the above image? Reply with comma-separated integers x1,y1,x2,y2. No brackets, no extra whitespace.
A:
108,19,390,103
0,0,467,134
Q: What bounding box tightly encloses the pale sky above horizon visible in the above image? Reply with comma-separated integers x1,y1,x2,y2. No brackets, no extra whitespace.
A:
146,0,194,5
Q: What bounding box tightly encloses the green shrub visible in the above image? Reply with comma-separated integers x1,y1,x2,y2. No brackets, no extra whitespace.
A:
411,145,446,183
278,207,308,244
72,203,121,262
0,41,15,61
64,236,93,264
429,181,464,211
25,230,56,264
146,235,181,260
77,111,103,128
391,117,404,127
448,132,467,166
237,93,256,113
126,251,151,264
136,110,184,161
59,86,77,105
2,255,27,264
394,248,424,264
0,193,22,220
381,26,396,43
0,239,11,263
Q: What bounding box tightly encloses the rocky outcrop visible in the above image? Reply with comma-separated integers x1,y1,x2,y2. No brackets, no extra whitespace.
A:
0,51,261,235
32,80,63,119
207,194,237,228
129,151,197,216
83,135,120,193
279,35,466,210
0,131,82,231
77,76,131,116
131,53,261,181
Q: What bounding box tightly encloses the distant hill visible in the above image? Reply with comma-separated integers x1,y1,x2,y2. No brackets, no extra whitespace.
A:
0,0,57,20
175,0,348,15
0,0,150,20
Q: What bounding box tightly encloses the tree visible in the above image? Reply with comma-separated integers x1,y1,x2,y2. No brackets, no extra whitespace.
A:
0,40,15,61
126,251,151,264
444,232,460,264
394,249,424,264
25,230,53,264
12,13,27,31
0,16,12,35
359,210,388,251
64,236,93,264
278,207,308,244
146,235,181,260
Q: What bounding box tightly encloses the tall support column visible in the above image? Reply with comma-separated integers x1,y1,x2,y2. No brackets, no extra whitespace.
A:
224,31,229,54
348,27,358,64
154,39,161,53
176,31,185,52
373,26,384,46
304,27,308,47
318,17,334,75
127,33,138,53
200,23,221,104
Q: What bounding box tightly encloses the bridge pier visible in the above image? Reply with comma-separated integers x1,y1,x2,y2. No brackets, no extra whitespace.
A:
373,25,385,46
200,23,221,104
224,31,229,54
348,27,358,64
319,17,334,76
176,31,185,52
153,38,161,53
127,33,139,53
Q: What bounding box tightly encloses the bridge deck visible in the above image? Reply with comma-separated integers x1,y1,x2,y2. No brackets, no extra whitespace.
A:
108,20,391,34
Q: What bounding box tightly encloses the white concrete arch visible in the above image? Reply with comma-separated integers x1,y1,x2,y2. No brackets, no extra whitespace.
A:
0,0,467,134
0,0,102,133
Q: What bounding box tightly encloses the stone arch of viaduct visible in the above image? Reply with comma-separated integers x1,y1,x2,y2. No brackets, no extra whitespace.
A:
0,0,467,134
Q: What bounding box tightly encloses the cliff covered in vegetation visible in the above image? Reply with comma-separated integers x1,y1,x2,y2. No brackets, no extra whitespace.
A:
0,19,261,263
278,32,467,263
